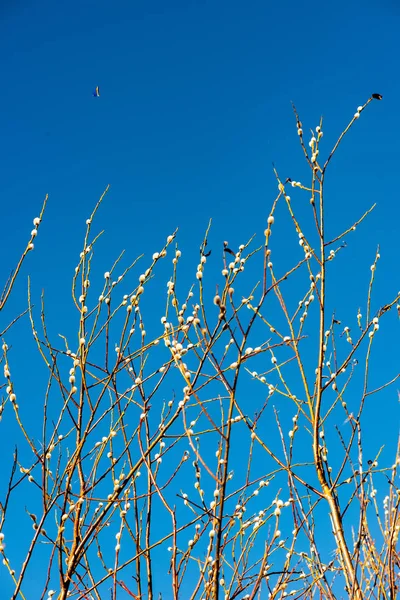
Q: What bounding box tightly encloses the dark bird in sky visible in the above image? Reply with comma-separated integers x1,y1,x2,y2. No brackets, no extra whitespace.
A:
93,86,100,97
372,93,382,100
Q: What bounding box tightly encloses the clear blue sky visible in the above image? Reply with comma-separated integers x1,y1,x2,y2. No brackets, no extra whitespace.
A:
1,0,399,597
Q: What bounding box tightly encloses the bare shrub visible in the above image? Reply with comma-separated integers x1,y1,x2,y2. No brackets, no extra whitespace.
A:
1,94,399,600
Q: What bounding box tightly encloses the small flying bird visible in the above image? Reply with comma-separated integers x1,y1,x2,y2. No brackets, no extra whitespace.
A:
93,86,100,97
372,93,382,100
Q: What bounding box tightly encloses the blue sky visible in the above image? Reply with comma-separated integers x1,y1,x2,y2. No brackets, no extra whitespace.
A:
1,0,399,597
1,0,399,344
